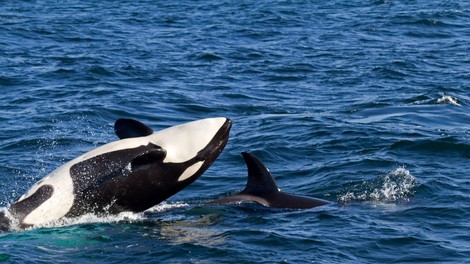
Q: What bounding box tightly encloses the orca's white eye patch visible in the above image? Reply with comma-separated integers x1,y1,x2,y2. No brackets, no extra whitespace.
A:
178,161,204,182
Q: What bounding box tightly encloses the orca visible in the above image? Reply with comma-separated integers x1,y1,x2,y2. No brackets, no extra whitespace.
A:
1,117,231,231
207,152,329,209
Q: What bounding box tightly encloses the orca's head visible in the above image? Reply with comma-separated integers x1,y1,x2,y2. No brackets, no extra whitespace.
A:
148,117,232,182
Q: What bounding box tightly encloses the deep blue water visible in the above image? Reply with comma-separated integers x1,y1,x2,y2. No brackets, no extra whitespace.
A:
1,0,469,263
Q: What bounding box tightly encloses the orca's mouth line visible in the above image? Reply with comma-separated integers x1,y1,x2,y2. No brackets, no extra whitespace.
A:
217,118,232,143
195,119,232,161
211,118,232,151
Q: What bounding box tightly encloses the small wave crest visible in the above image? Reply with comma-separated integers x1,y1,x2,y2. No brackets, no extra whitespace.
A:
339,167,419,204
436,95,461,106
145,201,189,213
412,94,462,106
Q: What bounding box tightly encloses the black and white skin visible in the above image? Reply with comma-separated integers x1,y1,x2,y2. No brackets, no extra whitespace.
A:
0,117,231,231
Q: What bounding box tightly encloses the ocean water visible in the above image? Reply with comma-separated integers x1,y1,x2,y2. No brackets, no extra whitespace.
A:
1,0,469,263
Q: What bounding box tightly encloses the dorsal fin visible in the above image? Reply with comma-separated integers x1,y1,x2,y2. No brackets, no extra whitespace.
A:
114,118,154,139
241,152,280,194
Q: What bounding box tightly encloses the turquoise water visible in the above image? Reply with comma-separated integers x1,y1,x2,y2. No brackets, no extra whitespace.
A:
1,0,469,263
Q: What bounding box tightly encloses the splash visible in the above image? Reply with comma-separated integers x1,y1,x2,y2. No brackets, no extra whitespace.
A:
29,211,145,230
412,94,462,107
1,202,189,232
145,201,189,213
0,207,20,232
32,201,190,230
436,95,461,106
339,167,419,204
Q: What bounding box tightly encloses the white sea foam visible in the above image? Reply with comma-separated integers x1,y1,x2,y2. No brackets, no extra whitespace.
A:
2,201,190,232
437,95,461,106
339,167,418,204
369,167,417,202
32,201,190,229
1,207,21,232
145,201,190,213
412,94,462,107
30,211,145,230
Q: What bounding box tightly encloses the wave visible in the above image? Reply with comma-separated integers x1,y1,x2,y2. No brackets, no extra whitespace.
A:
338,167,419,204
348,93,468,128
390,137,470,156
412,94,462,107
436,95,461,106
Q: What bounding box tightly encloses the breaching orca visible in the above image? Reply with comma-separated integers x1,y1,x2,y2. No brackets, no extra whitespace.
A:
1,117,231,231
207,152,329,209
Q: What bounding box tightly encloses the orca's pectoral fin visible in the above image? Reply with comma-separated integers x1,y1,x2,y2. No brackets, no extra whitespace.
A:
131,147,167,167
114,118,154,139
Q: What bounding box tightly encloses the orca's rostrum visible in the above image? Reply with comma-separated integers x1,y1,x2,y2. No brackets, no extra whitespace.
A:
0,117,231,231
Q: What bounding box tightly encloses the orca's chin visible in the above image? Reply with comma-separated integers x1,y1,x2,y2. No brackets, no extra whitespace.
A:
192,118,232,174
202,118,232,158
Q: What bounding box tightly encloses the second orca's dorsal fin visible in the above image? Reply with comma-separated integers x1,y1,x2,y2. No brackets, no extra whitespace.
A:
241,152,280,195
114,118,154,139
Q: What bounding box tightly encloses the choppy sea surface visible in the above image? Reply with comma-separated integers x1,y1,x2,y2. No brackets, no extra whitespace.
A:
1,0,469,263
